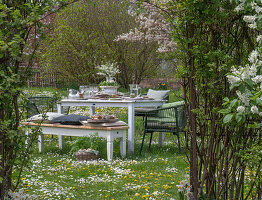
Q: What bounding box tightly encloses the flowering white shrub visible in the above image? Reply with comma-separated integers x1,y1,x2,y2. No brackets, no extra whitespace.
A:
224,0,262,123
96,62,120,77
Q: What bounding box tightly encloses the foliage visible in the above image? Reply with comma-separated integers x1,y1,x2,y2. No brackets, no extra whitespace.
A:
125,0,261,199
40,0,161,87
98,81,119,87
0,0,77,198
157,82,168,90
70,134,104,153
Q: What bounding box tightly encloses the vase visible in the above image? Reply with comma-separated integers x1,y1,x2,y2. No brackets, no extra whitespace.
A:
106,76,116,82
99,86,119,94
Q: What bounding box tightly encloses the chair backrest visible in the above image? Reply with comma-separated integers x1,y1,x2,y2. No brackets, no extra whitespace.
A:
158,101,186,129
147,89,170,101
26,96,55,117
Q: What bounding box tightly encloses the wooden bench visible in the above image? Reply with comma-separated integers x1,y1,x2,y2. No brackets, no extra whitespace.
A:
22,122,128,161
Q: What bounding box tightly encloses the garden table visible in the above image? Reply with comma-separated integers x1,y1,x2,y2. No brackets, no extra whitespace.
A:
57,98,166,154
22,122,128,161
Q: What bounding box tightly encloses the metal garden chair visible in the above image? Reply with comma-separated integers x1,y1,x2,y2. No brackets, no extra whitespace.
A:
140,104,186,154
26,96,56,118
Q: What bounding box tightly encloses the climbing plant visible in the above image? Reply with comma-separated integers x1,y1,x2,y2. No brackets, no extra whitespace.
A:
0,0,78,198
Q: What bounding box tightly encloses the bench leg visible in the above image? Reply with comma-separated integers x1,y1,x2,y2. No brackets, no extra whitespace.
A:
59,135,64,149
158,132,165,147
107,134,113,161
38,134,44,152
120,131,126,158
25,130,29,146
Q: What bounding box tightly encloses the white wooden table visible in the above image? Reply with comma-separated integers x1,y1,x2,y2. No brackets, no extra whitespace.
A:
22,122,128,161
57,98,166,154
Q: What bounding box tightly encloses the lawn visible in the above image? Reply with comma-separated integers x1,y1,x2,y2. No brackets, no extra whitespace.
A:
13,87,189,200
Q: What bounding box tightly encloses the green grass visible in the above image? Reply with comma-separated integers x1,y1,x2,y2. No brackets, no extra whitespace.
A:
16,87,188,199
15,133,188,200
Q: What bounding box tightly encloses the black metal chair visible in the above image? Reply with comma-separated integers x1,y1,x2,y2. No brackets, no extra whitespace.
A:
140,104,186,154
26,96,56,118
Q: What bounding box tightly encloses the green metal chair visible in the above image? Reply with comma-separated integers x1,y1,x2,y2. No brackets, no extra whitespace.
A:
140,103,186,154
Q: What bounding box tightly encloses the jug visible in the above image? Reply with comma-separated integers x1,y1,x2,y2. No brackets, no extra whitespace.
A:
106,76,116,82
129,84,141,97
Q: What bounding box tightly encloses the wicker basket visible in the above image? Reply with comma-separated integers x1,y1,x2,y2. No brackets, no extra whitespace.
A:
75,150,100,161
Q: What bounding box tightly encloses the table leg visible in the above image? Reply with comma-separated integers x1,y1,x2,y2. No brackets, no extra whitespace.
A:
107,134,113,161
59,135,64,149
57,104,64,146
158,132,165,147
38,134,44,152
57,103,62,114
120,130,126,158
127,103,135,154
90,105,96,116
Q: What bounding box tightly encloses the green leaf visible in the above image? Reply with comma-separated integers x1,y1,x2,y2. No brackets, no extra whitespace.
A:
245,79,254,89
229,82,239,91
218,109,230,114
223,114,233,124
252,91,262,101
248,122,260,128
223,97,229,102
229,99,238,109
235,113,245,123
256,98,262,106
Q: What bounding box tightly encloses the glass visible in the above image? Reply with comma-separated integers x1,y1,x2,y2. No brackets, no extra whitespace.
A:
129,84,141,97
67,88,79,99
79,85,89,94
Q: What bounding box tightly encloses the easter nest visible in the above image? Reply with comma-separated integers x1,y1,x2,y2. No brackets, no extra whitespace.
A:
75,149,100,161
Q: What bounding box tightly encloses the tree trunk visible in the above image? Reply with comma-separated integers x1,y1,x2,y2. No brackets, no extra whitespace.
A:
187,22,199,199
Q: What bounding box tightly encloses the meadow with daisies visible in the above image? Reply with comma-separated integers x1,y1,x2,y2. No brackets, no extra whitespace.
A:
6,88,189,200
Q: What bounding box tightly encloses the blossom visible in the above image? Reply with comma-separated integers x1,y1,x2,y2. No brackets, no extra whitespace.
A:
248,50,259,63
252,75,262,83
235,3,244,12
248,22,257,29
226,75,240,84
243,15,257,23
255,6,262,13
257,35,262,42
236,90,250,106
251,105,259,114
96,62,120,77
176,184,184,192
237,106,245,113
114,1,176,53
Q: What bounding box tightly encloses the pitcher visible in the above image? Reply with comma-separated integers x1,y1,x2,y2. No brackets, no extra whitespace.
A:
129,84,141,97
106,76,116,82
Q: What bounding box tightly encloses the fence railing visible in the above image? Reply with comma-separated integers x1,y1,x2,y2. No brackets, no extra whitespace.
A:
27,71,66,87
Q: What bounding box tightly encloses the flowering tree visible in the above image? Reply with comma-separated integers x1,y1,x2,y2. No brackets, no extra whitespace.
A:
114,1,176,53
40,0,161,87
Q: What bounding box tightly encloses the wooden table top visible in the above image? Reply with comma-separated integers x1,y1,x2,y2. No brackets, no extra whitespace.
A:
21,122,129,130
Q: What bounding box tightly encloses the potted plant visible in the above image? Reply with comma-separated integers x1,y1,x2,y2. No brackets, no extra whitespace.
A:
96,62,120,94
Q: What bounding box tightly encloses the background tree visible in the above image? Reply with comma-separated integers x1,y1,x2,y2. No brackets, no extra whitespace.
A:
40,0,161,87
0,0,77,198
